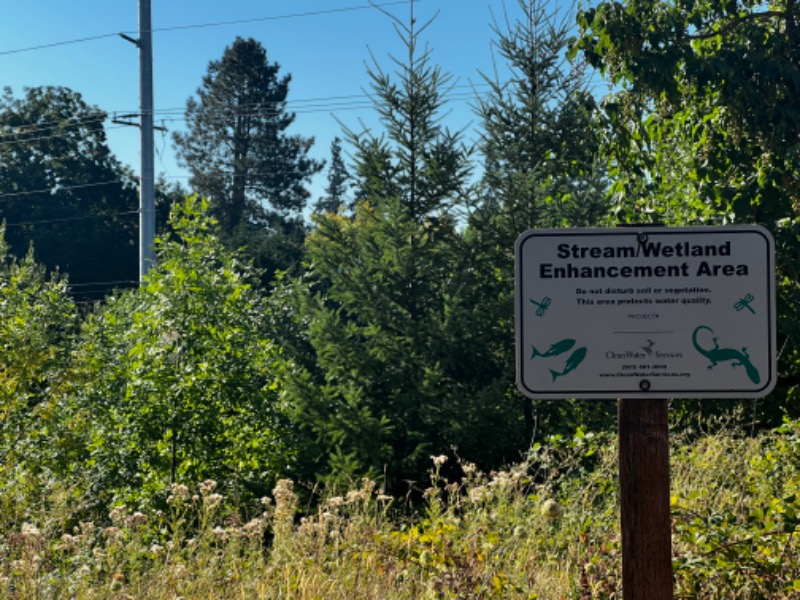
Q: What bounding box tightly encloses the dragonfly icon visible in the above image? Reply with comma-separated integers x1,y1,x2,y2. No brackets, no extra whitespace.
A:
734,293,756,314
529,296,552,317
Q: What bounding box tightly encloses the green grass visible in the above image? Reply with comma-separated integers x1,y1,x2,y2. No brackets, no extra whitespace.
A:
3,418,800,599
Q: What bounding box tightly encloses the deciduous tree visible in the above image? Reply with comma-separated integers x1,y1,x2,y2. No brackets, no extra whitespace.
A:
0,86,139,295
66,196,290,506
573,0,800,418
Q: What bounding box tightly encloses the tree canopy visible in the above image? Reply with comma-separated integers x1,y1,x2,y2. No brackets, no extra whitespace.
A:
173,37,322,281
0,86,139,296
573,0,800,408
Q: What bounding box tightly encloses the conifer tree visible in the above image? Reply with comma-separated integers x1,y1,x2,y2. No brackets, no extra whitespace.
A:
277,8,524,491
313,137,351,215
471,0,612,437
174,37,322,280
475,0,607,234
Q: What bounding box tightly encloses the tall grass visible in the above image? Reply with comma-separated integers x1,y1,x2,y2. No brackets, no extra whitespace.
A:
3,419,800,599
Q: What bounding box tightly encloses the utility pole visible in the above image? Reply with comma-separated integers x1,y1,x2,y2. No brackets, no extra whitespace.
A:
139,0,155,281
121,0,156,282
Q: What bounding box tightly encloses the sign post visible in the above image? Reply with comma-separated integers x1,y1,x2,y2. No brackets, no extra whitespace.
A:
618,397,672,598
515,226,776,598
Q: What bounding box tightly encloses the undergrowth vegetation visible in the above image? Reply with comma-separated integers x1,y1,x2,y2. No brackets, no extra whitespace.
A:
3,416,800,599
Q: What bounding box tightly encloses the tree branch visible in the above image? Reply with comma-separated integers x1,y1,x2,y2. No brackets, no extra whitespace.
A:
688,10,787,40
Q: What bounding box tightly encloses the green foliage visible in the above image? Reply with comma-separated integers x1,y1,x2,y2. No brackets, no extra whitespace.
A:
469,0,615,442
64,196,290,508
573,0,800,418
0,86,139,295
476,0,609,233
0,227,76,521
5,418,800,597
313,136,352,215
275,12,534,492
574,0,800,223
343,11,472,222
283,200,523,489
671,421,800,597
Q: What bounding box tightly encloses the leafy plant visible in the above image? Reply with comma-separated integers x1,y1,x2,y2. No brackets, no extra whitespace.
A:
63,196,290,509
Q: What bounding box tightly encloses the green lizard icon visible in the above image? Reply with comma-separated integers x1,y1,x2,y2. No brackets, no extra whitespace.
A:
691,325,760,385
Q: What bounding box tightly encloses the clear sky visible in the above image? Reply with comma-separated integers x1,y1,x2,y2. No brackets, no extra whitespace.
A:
2,0,579,203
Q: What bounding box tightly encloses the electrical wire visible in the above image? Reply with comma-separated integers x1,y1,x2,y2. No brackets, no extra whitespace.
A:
0,180,131,200
3,210,138,228
68,280,138,289
0,1,418,57
0,124,132,148
0,84,492,144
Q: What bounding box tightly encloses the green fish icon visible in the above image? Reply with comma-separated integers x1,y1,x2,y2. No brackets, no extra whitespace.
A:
531,338,576,359
550,347,587,382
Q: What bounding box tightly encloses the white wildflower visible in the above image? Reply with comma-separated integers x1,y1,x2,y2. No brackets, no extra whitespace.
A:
540,498,562,520
431,454,448,467
199,479,218,495
204,493,224,510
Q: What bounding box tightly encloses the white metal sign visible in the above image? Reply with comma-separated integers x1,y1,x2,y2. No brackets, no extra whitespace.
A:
515,226,776,399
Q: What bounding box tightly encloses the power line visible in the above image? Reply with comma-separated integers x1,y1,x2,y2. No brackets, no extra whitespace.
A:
0,180,131,200
0,1,417,57
0,84,493,142
4,210,138,228
0,124,131,148
0,95,486,155
68,279,138,289
150,1,417,35
0,33,123,57
0,112,106,135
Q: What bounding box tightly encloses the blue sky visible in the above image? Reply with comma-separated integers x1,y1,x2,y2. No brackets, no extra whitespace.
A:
2,1,581,202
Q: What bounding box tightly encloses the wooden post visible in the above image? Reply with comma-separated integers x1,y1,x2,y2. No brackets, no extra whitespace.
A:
618,398,673,599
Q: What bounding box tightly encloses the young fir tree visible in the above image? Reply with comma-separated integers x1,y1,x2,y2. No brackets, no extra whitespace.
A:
278,7,525,492
313,137,351,215
476,0,607,234
174,37,322,281
470,0,613,437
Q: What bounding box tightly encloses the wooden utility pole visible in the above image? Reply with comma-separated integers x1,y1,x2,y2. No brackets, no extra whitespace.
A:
618,398,673,599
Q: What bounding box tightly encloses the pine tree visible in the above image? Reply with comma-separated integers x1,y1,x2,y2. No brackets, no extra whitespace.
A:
173,37,322,279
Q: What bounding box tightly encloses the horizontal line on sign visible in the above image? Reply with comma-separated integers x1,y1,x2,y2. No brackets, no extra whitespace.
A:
613,331,676,335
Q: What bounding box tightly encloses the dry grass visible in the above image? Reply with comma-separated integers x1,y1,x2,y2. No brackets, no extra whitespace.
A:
4,421,800,599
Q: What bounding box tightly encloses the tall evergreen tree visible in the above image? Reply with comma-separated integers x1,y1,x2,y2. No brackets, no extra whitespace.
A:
476,0,607,234
470,0,612,437
0,86,139,296
173,37,322,279
275,9,527,491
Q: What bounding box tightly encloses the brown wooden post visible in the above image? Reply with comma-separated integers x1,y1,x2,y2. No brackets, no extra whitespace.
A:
618,397,673,599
